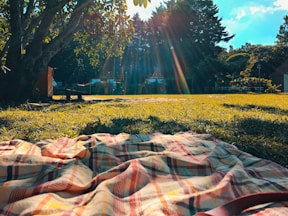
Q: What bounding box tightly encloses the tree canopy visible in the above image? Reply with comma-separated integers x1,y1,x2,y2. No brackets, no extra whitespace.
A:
276,15,288,45
125,0,234,93
0,0,287,101
0,0,133,101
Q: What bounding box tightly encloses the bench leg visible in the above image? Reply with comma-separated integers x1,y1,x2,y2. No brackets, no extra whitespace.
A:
66,94,71,101
77,94,82,101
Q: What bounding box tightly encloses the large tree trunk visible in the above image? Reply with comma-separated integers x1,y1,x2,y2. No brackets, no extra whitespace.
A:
0,0,92,102
0,0,31,101
0,57,39,101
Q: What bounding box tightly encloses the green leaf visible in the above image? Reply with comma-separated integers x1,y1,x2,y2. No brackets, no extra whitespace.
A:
143,0,148,8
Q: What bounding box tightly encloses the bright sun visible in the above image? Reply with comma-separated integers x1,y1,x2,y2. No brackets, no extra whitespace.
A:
126,0,165,20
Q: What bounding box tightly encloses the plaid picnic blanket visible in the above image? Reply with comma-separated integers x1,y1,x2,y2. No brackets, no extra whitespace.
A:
0,132,288,215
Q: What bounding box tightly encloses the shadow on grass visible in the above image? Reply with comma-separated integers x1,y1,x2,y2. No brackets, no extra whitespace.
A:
237,118,288,143
0,117,13,128
235,118,288,167
80,116,288,167
80,116,190,135
0,98,131,111
194,118,288,167
222,103,288,116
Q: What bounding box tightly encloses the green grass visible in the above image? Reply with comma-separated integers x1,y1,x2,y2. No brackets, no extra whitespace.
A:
1,94,288,167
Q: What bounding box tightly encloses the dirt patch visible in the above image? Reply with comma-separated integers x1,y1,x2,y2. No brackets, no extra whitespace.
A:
83,97,187,103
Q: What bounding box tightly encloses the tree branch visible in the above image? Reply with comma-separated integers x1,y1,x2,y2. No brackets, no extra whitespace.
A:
5,0,22,68
22,0,37,28
35,0,93,73
25,0,72,57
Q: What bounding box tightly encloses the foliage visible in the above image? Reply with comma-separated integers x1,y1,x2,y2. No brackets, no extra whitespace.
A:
245,45,288,78
133,0,151,8
0,16,10,64
220,44,288,92
226,52,249,62
194,56,229,92
221,53,249,84
121,0,233,94
50,0,134,85
73,0,134,67
276,15,288,45
230,59,281,93
0,0,133,101
49,41,98,84
1,94,288,167
1,0,287,99
231,77,281,93
121,14,152,94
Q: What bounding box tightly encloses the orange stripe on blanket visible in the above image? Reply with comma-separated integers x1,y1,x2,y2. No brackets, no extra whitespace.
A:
32,193,53,215
150,156,170,215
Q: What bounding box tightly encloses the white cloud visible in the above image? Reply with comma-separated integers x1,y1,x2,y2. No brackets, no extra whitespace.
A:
215,0,286,48
223,18,249,31
233,0,288,19
274,0,288,11
236,9,246,20
249,7,259,15
249,6,276,15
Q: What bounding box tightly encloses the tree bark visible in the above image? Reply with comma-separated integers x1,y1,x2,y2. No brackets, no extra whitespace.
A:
0,0,93,102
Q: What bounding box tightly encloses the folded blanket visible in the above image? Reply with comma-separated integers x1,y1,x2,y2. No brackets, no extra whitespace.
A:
0,132,287,215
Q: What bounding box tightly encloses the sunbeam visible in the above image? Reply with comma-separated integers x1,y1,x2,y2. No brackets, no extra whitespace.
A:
169,43,190,94
162,21,191,94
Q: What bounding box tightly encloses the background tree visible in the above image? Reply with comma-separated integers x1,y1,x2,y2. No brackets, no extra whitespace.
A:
247,45,288,78
49,41,97,85
223,52,250,84
0,0,133,101
50,0,134,87
221,44,286,92
121,13,152,94
146,0,234,93
276,15,288,45
73,0,133,67
0,3,10,66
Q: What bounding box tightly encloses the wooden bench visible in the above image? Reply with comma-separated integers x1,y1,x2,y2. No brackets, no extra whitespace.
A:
65,89,87,101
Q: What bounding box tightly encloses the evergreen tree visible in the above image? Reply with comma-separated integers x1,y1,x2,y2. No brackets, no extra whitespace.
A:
121,14,152,94
147,0,234,93
276,15,288,45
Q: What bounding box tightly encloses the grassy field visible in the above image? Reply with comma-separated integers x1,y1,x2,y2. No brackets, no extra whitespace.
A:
0,94,288,167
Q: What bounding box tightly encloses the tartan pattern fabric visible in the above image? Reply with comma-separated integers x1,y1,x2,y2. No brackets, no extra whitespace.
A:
0,132,288,215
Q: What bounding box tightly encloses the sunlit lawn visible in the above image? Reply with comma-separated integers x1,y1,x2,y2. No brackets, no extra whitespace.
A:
0,94,288,167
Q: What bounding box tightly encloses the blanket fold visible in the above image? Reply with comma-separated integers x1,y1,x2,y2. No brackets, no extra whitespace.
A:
0,132,287,215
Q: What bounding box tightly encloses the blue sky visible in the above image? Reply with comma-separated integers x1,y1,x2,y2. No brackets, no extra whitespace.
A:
127,0,288,49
